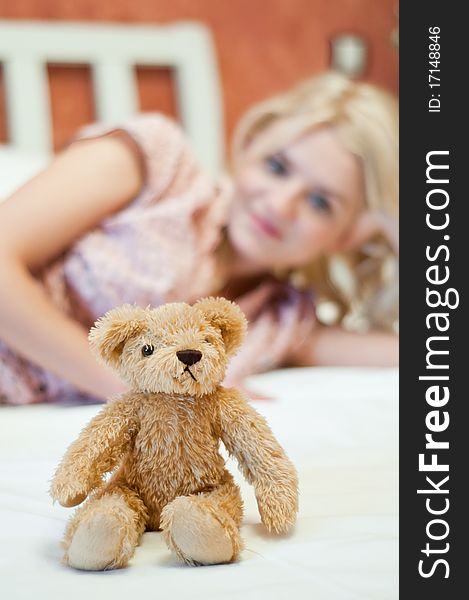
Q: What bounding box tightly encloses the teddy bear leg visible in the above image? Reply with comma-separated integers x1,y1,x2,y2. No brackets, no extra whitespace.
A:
63,486,148,571
160,474,244,566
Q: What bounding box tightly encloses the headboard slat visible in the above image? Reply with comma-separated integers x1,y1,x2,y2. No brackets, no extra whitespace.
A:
4,59,52,153
92,62,138,122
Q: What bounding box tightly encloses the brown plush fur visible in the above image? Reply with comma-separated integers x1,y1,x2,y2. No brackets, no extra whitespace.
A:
50,297,298,570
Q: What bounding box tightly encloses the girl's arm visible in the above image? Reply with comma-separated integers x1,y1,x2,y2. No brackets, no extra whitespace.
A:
0,133,143,400
291,325,398,368
310,211,398,368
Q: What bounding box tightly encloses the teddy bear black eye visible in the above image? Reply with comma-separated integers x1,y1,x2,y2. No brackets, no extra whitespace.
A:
142,344,154,357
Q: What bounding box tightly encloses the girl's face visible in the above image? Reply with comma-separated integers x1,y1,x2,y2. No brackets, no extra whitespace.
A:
227,125,365,271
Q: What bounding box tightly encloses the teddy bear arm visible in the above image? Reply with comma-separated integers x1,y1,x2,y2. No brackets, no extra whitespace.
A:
218,389,299,533
50,398,139,506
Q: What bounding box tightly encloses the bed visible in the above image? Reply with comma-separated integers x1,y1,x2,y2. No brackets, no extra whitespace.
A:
0,367,398,599
0,19,224,199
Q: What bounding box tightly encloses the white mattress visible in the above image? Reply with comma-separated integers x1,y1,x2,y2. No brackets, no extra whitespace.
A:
0,367,398,600
0,145,49,201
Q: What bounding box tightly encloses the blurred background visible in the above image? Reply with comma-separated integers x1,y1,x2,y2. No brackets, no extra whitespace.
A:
0,0,398,155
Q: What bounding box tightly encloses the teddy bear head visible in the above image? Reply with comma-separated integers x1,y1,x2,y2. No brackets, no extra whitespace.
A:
88,297,247,396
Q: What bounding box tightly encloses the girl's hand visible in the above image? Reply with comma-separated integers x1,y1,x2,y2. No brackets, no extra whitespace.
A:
235,280,284,322
223,376,274,401
225,282,316,395
341,210,399,255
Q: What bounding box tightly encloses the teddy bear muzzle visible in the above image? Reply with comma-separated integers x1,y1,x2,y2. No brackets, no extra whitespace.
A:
177,349,202,382
176,350,202,366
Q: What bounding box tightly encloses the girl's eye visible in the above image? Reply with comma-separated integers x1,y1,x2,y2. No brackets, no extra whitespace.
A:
265,155,288,176
142,344,154,357
307,192,332,214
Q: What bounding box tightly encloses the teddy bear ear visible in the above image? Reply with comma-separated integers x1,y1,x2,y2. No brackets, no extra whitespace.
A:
88,304,148,369
194,297,247,357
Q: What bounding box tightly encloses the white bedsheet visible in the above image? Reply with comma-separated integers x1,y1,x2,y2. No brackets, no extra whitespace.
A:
0,367,398,600
0,146,49,201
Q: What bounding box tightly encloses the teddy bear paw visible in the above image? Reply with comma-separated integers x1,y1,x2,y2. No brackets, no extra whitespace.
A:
161,496,240,566
50,477,89,508
64,494,141,570
65,512,124,570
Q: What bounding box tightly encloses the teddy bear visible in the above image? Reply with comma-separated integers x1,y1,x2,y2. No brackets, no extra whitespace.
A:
49,297,298,570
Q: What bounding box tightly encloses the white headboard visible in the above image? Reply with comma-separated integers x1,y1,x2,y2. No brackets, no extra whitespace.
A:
0,20,224,178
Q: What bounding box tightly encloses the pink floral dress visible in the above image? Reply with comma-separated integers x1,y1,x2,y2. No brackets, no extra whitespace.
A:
0,113,316,405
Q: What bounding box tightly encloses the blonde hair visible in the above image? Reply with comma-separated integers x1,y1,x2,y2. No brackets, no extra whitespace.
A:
231,71,399,331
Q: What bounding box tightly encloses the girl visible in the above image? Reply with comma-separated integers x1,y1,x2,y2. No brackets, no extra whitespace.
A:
0,72,398,405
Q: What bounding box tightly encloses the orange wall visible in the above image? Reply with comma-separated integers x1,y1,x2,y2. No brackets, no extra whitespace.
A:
0,0,398,151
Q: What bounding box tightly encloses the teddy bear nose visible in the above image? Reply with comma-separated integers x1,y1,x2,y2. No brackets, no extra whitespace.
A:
176,349,202,366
